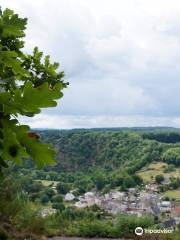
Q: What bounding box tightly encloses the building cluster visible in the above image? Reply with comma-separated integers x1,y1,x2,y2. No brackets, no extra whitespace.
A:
64,184,180,228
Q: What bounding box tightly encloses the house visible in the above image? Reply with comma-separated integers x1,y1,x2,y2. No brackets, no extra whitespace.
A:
126,208,143,217
84,192,96,206
160,201,171,212
65,192,75,201
145,184,158,192
172,206,180,223
94,197,102,207
128,188,136,194
85,191,95,199
75,200,87,208
151,205,161,216
105,200,122,215
161,201,171,208
111,190,125,200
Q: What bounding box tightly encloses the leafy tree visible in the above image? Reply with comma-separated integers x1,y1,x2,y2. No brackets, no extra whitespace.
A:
132,175,143,185
0,8,67,174
40,194,49,204
27,182,43,193
56,182,70,194
51,194,63,203
29,192,40,202
155,174,164,184
162,148,180,167
44,187,55,198
52,202,65,211
122,176,135,188
170,177,180,189
93,170,107,191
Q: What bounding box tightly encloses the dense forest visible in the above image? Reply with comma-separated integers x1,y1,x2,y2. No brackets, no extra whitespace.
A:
1,128,180,239
32,128,179,191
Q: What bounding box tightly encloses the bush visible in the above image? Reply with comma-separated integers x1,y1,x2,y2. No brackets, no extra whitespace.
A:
170,177,180,189
40,194,49,204
67,220,114,237
162,148,180,167
51,194,63,203
14,200,46,235
163,165,175,173
114,214,154,237
44,188,56,198
155,175,164,184
29,192,40,202
52,202,65,211
159,185,169,192
56,183,70,194
27,182,43,193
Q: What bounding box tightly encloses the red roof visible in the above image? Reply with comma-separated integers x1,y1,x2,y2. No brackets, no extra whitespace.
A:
175,206,180,214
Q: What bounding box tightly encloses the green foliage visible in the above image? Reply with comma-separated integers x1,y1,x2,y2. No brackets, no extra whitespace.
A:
114,214,154,237
61,211,154,238
155,174,164,184
52,202,65,211
67,219,114,238
56,182,70,194
142,131,180,143
169,177,180,189
0,174,47,238
39,130,164,191
42,130,163,172
44,187,56,198
26,181,43,193
0,8,67,173
162,147,180,167
163,164,175,173
51,194,63,203
40,194,49,204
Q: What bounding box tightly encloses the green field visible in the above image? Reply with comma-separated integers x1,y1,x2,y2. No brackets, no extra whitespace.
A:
164,190,180,201
35,179,59,187
137,161,180,183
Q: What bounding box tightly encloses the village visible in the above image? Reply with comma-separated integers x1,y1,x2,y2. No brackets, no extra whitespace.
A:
62,184,180,229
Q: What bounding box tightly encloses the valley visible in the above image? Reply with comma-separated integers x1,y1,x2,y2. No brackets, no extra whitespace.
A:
1,128,180,239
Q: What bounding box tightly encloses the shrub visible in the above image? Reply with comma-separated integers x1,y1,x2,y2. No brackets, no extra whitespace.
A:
40,194,49,204
27,182,43,193
56,183,70,194
51,194,63,203
44,188,56,198
114,214,154,237
52,202,65,211
155,175,164,184
67,220,114,237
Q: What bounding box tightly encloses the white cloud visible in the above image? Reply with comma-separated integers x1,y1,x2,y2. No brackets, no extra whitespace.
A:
20,114,180,129
2,0,180,128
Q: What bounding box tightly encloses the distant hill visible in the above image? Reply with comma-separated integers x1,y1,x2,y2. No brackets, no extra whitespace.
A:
20,128,179,193
39,128,180,173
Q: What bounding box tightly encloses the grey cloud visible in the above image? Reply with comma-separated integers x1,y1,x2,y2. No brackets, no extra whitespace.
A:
2,0,180,128
20,114,180,129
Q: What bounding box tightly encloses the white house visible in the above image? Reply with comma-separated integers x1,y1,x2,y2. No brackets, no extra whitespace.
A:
65,192,75,201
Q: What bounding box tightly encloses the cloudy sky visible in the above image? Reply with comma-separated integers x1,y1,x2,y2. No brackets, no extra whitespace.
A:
2,0,180,129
